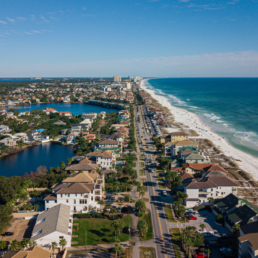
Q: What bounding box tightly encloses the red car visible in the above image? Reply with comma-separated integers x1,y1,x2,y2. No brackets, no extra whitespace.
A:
194,253,207,258
147,146,149,148
188,216,197,220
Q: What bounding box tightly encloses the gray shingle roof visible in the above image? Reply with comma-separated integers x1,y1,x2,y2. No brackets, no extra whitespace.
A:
31,204,70,241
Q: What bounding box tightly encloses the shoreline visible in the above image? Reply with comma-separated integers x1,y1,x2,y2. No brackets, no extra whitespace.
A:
140,79,258,181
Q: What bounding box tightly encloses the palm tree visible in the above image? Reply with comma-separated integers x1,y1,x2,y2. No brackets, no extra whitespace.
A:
51,242,57,255
117,221,125,237
200,224,206,232
34,204,39,211
29,240,37,248
10,240,18,251
59,238,67,250
112,221,120,236
231,224,241,236
0,240,7,250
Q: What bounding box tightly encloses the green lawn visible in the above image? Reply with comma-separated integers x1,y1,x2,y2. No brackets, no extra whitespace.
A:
72,215,132,246
164,205,176,222
158,181,166,189
169,228,182,258
139,247,156,258
140,162,144,167
139,211,153,241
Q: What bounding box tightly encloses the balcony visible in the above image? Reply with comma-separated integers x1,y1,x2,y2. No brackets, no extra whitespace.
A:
84,195,89,198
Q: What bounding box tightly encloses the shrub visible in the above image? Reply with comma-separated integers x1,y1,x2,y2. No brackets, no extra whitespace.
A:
124,195,130,202
193,205,208,211
215,214,224,224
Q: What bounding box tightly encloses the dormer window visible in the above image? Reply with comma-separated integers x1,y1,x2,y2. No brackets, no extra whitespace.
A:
36,218,45,225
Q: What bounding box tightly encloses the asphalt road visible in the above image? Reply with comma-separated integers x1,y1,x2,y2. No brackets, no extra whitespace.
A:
135,105,175,258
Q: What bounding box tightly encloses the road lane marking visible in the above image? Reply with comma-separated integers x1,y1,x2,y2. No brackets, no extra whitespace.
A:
150,173,168,258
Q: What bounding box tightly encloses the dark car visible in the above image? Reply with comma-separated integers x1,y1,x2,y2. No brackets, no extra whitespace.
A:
185,213,195,217
3,232,14,236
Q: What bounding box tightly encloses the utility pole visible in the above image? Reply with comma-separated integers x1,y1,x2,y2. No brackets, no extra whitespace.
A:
85,230,87,251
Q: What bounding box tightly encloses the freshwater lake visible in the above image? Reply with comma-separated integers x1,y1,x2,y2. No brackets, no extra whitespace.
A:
1,103,118,177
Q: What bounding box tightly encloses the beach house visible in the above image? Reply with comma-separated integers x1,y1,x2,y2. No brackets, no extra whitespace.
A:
183,176,238,207
160,132,189,144
45,172,104,213
165,140,199,157
31,204,73,247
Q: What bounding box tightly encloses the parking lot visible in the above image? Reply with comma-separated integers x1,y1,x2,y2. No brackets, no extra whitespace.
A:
1,219,35,242
168,209,231,239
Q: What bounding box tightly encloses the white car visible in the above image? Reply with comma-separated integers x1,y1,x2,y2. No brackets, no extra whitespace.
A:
162,190,168,196
203,232,214,237
196,229,207,234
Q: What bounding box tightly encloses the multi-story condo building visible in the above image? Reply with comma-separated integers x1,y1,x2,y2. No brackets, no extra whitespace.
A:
184,176,238,207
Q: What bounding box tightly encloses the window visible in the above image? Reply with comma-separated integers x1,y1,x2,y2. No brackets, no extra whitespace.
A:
47,200,49,203
55,200,57,203
61,194,63,197
74,200,76,204
91,196,93,201
68,194,70,197
66,199,69,203
75,194,77,197
36,218,45,225
32,230,42,237
81,194,83,196
211,194,213,196
59,236,64,239
211,188,213,192
91,190,93,194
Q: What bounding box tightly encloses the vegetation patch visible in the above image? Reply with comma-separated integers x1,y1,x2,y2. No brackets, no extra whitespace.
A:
139,247,156,258
164,205,176,222
170,228,183,258
72,215,132,246
139,210,153,241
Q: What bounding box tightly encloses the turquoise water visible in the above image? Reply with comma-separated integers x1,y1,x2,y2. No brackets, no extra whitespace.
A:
144,78,258,157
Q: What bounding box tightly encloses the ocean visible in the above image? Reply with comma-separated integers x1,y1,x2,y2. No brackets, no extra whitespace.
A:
144,78,258,157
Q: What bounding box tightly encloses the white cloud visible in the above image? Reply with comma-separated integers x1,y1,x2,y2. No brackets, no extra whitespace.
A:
17,16,26,20
32,30,41,33
6,17,15,22
24,32,33,35
83,7,87,10
1,51,258,77
179,0,191,2
0,20,7,24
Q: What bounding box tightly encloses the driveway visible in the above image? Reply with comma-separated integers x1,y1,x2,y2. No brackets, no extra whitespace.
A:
69,251,112,258
1,219,35,242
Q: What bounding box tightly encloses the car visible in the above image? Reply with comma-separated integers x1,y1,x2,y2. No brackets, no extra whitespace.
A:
220,247,231,253
188,216,197,220
105,200,113,204
186,209,194,213
90,210,97,214
117,207,121,212
3,232,14,236
147,146,149,148
162,191,167,196
196,229,207,233
194,252,207,258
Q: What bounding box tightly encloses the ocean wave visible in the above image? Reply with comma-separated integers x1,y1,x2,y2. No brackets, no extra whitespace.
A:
204,113,221,120
234,131,258,146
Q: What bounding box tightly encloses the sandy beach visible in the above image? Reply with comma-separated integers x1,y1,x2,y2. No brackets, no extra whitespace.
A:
140,79,258,181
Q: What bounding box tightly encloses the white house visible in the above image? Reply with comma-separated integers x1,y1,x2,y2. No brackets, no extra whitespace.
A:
45,172,103,213
94,139,119,151
184,176,238,207
85,151,116,169
79,118,92,131
0,125,12,134
31,204,73,247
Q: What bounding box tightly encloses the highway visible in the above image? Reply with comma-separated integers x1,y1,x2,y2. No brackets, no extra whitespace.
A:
135,105,175,258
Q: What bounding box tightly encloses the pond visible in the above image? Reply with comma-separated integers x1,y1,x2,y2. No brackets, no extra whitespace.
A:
0,143,75,177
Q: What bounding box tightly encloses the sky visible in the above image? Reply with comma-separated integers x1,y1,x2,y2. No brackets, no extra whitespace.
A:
0,0,258,77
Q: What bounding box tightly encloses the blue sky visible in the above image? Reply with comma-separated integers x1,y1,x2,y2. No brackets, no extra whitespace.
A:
0,0,258,77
